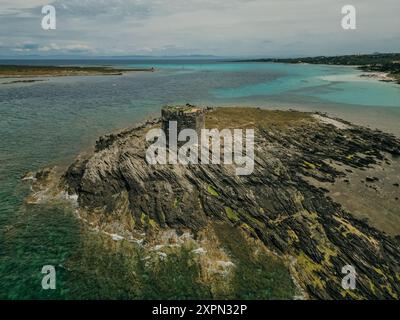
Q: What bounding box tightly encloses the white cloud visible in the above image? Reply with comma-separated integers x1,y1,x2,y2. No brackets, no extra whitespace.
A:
38,43,95,52
0,0,49,14
0,0,399,56
38,43,61,52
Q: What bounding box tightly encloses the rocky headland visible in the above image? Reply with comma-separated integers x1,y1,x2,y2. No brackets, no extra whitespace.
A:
25,106,400,300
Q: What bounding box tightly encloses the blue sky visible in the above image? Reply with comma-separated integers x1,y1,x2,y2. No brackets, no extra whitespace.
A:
0,0,399,58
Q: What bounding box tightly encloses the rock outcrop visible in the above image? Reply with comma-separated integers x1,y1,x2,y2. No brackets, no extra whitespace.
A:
62,106,400,300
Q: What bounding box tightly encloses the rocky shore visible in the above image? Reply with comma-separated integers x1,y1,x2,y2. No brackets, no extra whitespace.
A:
26,106,400,299
359,72,397,83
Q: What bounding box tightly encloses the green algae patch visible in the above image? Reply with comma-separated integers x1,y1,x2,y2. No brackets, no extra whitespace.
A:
238,208,266,230
296,252,326,291
148,218,158,229
287,229,299,244
303,161,316,169
207,185,219,197
173,198,179,208
225,207,240,223
140,212,147,225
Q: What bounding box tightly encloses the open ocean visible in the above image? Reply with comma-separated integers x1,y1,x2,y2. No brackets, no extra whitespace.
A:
1,60,399,298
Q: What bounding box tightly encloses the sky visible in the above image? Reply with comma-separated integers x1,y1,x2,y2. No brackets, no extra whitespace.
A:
0,0,399,58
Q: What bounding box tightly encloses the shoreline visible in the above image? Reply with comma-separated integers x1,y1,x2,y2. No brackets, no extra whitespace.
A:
233,53,400,84
238,61,400,84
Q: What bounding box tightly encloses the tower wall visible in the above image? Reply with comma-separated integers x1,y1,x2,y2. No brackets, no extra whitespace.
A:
161,104,205,145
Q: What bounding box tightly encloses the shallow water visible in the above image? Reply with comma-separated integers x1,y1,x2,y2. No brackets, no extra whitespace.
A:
0,60,399,299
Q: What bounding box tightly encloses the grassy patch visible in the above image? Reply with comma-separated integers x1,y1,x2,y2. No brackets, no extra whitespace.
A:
205,107,311,131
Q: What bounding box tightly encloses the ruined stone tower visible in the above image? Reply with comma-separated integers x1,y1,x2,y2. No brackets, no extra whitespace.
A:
161,104,205,145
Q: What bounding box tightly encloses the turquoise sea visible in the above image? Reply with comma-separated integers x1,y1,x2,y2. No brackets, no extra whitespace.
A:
0,60,399,299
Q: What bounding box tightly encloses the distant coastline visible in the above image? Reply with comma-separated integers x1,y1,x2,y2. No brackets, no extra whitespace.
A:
233,53,400,84
0,65,155,79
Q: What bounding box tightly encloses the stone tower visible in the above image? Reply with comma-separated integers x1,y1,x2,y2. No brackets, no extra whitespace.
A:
161,104,205,145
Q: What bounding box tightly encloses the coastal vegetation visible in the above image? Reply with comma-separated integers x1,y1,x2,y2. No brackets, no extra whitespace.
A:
236,53,400,83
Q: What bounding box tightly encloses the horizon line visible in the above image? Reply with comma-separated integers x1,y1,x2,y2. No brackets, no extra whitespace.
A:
0,52,399,61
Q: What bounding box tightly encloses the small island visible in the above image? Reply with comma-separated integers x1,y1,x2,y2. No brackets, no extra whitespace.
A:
23,105,400,300
0,65,154,78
